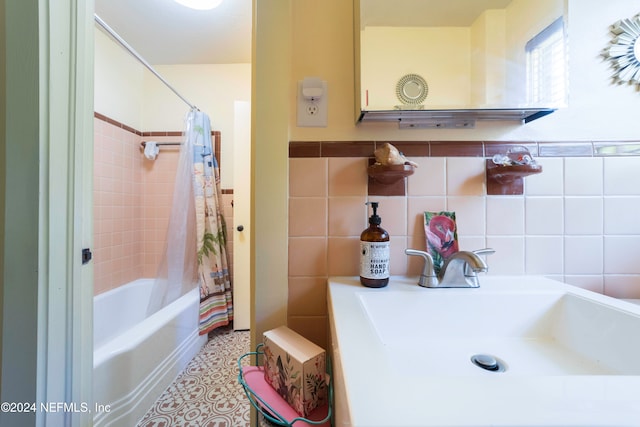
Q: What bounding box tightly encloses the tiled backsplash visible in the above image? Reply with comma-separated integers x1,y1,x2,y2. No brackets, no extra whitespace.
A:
94,116,144,293
288,140,640,348
93,114,234,295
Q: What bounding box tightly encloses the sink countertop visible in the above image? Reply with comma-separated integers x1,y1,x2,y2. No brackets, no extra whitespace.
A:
328,275,640,427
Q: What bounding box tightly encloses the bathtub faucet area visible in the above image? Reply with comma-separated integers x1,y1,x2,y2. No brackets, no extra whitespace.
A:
405,248,494,288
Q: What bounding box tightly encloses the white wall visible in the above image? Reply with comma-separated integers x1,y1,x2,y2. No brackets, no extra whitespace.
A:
94,29,145,130
143,63,251,188
361,26,471,109
94,29,251,188
295,0,640,143
496,0,640,142
470,9,506,106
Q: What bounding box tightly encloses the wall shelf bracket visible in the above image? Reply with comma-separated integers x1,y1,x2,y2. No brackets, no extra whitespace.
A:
486,159,542,195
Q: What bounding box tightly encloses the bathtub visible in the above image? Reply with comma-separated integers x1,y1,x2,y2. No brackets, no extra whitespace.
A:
93,279,207,427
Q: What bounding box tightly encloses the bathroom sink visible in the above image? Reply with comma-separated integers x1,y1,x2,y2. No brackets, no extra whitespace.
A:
359,288,640,376
328,275,640,426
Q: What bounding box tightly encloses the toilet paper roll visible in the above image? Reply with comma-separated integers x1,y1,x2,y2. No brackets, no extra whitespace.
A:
144,141,160,160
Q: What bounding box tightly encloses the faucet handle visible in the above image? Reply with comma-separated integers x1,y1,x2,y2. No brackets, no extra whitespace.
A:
472,248,495,256
404,249,438,287
405,248,430,258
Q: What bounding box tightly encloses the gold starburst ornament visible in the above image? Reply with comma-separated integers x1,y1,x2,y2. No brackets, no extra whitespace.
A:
604,13,640,85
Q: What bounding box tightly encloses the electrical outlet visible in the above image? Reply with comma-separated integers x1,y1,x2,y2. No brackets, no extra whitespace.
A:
297,80,328,127
306,103,319,116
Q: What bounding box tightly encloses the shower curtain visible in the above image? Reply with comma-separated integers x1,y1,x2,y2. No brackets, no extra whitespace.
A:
189,111,234,335
147,115,199,317
147,109,233,336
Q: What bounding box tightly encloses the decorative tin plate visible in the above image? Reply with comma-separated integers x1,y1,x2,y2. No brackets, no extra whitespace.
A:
396,73,428,105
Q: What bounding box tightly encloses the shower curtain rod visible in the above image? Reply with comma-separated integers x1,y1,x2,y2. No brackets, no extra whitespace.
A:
94,13,198,111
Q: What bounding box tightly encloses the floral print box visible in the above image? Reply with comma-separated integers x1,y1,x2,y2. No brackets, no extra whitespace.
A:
263,326,328,417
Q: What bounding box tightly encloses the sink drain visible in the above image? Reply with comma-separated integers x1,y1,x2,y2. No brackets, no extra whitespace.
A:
471,354,506,372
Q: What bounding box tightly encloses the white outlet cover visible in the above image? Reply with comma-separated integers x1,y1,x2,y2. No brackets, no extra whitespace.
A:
297,80,328,127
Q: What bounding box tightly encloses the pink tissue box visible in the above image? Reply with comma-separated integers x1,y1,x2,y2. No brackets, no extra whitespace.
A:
263,326,327,417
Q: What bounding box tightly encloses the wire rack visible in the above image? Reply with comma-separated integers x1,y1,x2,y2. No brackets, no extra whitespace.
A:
237,344,333,427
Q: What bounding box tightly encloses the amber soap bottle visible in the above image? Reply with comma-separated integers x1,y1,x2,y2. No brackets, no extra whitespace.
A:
359,202,390,288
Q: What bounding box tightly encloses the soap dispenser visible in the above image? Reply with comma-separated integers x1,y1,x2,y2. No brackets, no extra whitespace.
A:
360,202,390,288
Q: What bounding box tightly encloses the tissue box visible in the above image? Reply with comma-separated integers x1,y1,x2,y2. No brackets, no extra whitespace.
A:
263,326,327,417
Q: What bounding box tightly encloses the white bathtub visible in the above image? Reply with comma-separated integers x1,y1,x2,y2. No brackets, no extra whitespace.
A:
93,279,207,427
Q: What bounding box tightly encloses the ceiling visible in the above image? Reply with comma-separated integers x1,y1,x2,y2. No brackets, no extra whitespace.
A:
94,0,252,65
361,0,514,28
94,0,512,66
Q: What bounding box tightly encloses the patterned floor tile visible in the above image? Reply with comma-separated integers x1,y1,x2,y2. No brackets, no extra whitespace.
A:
137,326,251,427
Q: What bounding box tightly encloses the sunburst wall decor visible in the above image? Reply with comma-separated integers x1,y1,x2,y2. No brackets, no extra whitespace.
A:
603,13,640,86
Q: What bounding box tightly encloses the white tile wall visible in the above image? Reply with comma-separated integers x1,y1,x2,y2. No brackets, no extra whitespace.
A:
446,158,485,195
288,151,640,346
290,154,640,314
414,156,640,299
486,197,524,235
525,197,564,235
604,197,640,234
525,236,564,275
486,236,525,274
408,157,446,196
604,157,640,195
448,196,486,235
564,197,603,235
407,196,448,237
604,236,640,275
564,236,603,275
526,158,564,196
565,158,603,195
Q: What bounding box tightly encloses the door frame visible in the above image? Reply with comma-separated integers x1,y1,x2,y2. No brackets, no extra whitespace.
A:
1,2,94,426
233,101,251,330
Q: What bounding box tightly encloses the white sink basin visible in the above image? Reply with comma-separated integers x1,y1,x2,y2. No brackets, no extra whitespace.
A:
328,276,640,427
359,289,640,376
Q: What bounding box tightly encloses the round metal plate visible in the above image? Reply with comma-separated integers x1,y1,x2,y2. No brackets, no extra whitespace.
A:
396,73,428,105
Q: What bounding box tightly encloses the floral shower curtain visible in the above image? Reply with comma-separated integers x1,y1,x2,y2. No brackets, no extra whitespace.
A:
189,110,234,335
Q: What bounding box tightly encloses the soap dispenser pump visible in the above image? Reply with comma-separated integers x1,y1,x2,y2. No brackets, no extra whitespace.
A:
359,202,390,288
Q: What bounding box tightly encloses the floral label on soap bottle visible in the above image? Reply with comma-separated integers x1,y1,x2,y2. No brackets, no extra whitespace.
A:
360,241,390,279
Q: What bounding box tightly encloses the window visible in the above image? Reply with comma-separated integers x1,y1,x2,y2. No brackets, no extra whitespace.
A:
526,17,566,106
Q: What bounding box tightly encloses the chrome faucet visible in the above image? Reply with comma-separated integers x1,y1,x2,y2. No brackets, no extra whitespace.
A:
404,249,438,287
405,248,495,288
439,249,494,288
